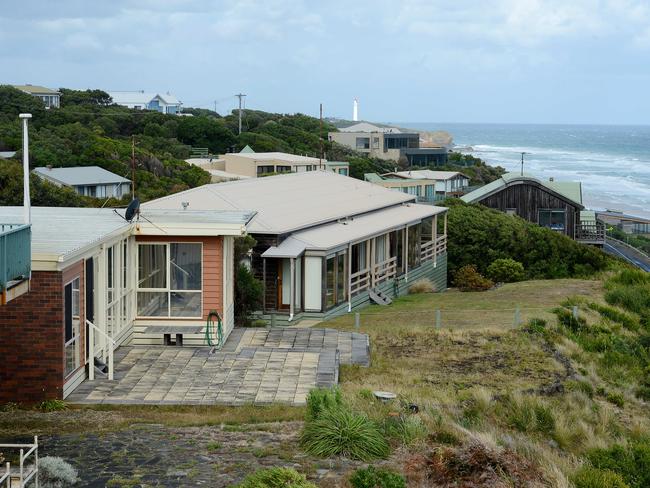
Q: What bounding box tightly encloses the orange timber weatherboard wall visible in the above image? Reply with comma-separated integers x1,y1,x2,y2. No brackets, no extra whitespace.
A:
135,235,224,319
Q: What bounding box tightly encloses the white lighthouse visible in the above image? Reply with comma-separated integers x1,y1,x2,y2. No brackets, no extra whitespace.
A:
352,98,358,122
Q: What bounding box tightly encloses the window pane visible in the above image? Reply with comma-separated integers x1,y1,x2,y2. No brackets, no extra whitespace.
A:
138,244,167,289
170,291,202,317
337,254,346,304
170,243,202,290
326,257,335,308
137,291,168,316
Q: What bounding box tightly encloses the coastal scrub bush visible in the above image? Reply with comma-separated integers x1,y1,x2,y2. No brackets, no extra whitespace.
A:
238,467,316,488
588,303,640,331
587,440,650,488
305,386,343,421
554,307,587,332
571,466,629,488
486,258,525,283
349,466,406,488
444,200,612,280
39,456,79,487
453,265,493,292
497,394,556,435
36,399,67,412
408,278,435,294
300,408,390,460
381,414,427,446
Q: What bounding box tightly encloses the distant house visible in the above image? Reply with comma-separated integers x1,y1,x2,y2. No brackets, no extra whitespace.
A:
143,171,449,326
329,122,448,166
365,170,470,202
597,210,650,235
461,173,605,244
108,91,182,114
33,166,131,198
195,147,350,178
13,84,60,108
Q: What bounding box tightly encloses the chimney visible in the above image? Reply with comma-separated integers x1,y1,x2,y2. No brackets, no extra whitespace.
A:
47,164,52,171
549,177,554,182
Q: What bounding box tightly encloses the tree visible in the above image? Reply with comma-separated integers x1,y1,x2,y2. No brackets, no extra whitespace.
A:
233,236,263,326
59,88,112,106
177,116,237,154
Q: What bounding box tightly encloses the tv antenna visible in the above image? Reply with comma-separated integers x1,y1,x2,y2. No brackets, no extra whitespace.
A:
114,198,167,233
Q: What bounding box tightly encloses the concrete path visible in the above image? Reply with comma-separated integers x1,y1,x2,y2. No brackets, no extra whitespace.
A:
67,328,369,406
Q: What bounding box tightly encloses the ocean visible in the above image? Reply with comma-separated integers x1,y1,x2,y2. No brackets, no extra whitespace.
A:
398,123,650,219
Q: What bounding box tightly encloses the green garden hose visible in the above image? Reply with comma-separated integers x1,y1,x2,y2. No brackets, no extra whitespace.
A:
205,310,223,349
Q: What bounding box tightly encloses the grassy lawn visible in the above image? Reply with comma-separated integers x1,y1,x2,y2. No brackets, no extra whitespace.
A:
327,278,604,331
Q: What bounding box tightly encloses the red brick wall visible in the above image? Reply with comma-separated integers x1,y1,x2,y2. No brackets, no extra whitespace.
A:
136,236,223,319
0,271,65,403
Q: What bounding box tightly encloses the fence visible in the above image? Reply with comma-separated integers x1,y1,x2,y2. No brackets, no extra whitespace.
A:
345,305,575,331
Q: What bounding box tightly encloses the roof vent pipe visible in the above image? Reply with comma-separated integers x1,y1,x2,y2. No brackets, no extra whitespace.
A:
549,177,554,181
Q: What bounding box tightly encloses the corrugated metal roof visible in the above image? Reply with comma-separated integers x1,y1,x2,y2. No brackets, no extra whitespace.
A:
143,171,417,235
0,207,130,260
338,122,401,133
281,203,446,251
224,152,321,163
392,170,469,181
33,166,131,186
13,84,59,94
461,173,583,207
0,207,254,262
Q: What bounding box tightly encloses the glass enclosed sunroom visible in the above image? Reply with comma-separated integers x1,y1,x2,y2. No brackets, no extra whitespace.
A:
257,204,448,323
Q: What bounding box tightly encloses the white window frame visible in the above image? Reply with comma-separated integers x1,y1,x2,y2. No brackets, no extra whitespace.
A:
136,242,204,319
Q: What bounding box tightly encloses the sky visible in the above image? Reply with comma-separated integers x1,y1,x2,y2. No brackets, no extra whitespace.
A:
2,0,650,124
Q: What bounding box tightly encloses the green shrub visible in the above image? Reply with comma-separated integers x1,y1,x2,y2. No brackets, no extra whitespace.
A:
349,466,406,488
635,385,650,401
587,440,650,488
524,318,547,334
604,285,650,316
486,258,525,283
305,387,343,421
300,408,390,461
453,265,494,292
588,303,640,331
36,399,67,412
39,456,80,488
609,270,650,287
554,307,587,332
381,415,427,446
566,379,595,398
605,392,625,408
572,466,629,488
238,467,316,488
498,395,555,435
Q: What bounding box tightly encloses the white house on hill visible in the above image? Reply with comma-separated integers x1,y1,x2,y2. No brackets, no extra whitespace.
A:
108,91,182,114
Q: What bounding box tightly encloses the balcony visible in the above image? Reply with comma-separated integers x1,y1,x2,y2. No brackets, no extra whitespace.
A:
575,221,606,245
1,223,31,305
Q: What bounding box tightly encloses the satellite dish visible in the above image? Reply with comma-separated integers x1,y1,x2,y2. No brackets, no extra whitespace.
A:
124,198,140,222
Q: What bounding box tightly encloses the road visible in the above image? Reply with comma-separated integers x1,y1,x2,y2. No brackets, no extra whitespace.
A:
604,240,650,272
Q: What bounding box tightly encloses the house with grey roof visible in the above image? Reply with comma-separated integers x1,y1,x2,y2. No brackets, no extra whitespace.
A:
461,173,605,245
365,170,470,202
12,84,60,108
108,90,182,114
33,166,131,198
329,123,448,166
144,170,449,325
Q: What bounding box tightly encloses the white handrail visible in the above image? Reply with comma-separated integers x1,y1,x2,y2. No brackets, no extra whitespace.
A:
0,436,38,487
86,319,116,381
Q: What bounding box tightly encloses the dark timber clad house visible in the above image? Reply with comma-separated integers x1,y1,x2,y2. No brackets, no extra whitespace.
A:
143,171,449,325
461,173,605,245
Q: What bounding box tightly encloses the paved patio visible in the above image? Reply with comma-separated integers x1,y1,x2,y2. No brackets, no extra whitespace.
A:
67,328,369,406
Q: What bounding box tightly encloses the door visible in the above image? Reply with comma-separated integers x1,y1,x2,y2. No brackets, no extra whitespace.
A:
277,259,290,310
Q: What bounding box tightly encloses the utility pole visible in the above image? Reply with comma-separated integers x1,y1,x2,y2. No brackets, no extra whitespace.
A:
520,152,529,176
19,113,32,225
319,103,323,169
235,93,246,134
214,100,217,113
131,136,136,198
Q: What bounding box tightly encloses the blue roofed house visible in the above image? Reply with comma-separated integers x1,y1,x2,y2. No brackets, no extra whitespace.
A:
108,91,182,114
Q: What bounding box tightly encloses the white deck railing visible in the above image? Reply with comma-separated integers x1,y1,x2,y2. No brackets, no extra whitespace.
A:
350,268,371,296
435,235,447,256
0,436,38,487
372,256,397,286
87,319,116,381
